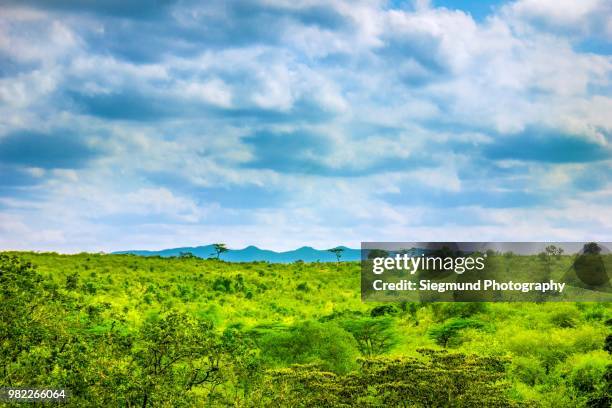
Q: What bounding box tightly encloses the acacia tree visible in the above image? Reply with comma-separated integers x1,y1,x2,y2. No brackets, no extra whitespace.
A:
340,317,397,356
257,349,512,407
545,245,564,258
328,247,344,264
428,318,485,348
211,243,229,260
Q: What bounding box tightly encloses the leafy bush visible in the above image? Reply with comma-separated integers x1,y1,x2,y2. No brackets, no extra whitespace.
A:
428,318,485,348
296,282,309,292
212,277,233,292
510,356,546,386
260,321,359,374
549,306,581,328
65,271,79,290
565,351,610,394
340,316,397,356
370,305,397,317
258,350,513,407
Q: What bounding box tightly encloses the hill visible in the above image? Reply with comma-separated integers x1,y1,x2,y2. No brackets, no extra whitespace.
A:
113,244,361,262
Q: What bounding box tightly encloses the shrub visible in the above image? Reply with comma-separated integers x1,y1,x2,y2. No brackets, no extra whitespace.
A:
565,351,610,394
549,306,580,328
212,277,233,293
260,321,359,374
65,272,79,290
340,316,397,356
259,350,513,407
428,318,485,348
510,356,546,386
296,282,309,292
370,305,397,317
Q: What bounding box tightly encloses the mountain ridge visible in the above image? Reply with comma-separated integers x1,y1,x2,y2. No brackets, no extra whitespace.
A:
112,244,361,263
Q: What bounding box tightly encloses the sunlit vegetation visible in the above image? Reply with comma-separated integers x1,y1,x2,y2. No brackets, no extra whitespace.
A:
1,252,611,406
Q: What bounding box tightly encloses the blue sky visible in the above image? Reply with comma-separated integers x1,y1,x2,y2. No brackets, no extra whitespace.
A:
0,0,611,252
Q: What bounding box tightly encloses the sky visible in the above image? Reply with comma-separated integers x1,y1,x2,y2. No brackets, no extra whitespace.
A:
0,0,611,252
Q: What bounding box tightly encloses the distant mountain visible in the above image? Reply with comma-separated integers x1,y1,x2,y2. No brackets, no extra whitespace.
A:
113,245,361,263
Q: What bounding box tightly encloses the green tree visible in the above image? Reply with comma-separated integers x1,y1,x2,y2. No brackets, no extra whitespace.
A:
583,242,602,254
260,321,359,374
1,255,66,384
545,245,564,258
129,311,256,406
258,350,513,407
340,316,397,356
428,318,485,348
211,243,229,260
328,247,344,264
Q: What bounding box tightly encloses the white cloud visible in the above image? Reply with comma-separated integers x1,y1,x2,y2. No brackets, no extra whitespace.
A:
180,78,233,108
0,0,611,251
505,0,612,37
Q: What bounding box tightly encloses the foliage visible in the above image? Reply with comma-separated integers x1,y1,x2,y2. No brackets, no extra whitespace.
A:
258,350,516,407
545,245,564,258
583,243,602,255
428,318,486,347
1,251,611,407
211,243,229,260
259,321,359,374
370,304,398,317
328,247,344,263
340,316,397,356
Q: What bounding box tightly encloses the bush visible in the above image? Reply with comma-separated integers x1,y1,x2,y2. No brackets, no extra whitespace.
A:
510,356,546,386
260,321,359,374
340,316,397,356
370,305,397,317
564,351,610,395
212,277,233,292
65,272,79,290
604,334,612,354
259,350,513,407
428,318,485,348
605,335,612,354
549,306,580,328
296,282,309,292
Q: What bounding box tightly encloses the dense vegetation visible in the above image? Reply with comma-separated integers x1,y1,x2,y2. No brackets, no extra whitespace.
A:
1,252,611,407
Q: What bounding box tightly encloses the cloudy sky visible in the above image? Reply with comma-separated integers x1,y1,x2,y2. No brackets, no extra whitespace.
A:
0,0,611,252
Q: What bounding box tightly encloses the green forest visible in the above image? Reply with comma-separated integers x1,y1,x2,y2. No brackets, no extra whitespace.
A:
1,252,611,407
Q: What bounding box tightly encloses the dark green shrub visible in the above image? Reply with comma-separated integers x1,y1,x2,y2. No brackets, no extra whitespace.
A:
429,318,485,348
370,305,397,317
296,282,309,292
